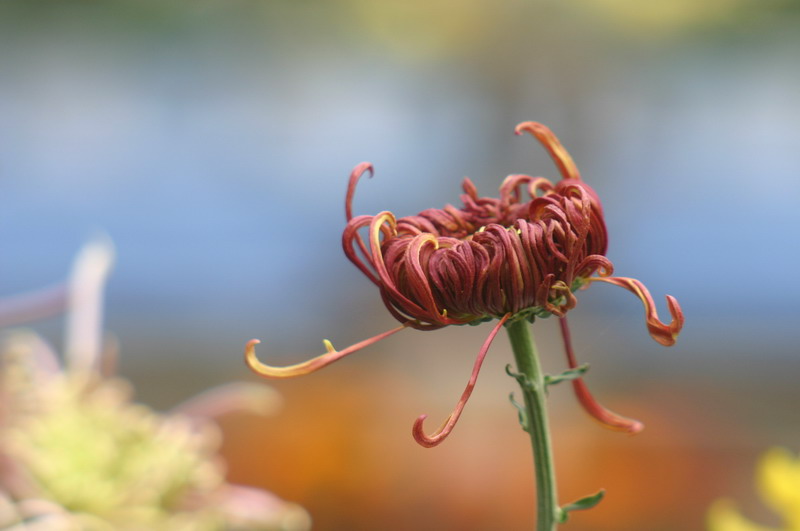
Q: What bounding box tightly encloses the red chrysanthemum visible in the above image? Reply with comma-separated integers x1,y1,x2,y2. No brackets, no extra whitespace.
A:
246,122,684,446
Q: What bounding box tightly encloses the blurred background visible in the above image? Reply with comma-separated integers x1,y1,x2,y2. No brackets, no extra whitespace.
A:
2,0,800,529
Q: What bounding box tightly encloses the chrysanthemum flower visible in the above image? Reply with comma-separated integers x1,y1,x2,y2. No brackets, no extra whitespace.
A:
247,121,684,447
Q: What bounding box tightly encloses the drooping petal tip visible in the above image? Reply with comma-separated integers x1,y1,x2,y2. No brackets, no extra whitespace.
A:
573,378,645,434
245,325,408,379
644,293,684,347
588,277,684,347
411,314,510,448
412,414,445,448
345,162,374,222
559,317,644,434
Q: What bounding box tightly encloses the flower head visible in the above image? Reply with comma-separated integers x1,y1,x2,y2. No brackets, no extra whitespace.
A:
247,122,684,446
342,122,612,328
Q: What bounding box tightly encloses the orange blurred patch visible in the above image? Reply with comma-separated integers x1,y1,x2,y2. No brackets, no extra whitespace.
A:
220,367,766,530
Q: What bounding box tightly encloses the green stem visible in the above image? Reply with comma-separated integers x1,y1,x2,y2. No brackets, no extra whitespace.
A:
506,317,561,531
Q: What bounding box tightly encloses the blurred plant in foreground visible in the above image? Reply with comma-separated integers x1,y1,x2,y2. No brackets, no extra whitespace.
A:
708,447,800,531
0,240,310,531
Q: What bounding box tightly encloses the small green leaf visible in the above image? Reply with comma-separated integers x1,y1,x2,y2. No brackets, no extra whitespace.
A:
559,489,605,522
570,277,588,291
508,392,530,432
545,364,590,387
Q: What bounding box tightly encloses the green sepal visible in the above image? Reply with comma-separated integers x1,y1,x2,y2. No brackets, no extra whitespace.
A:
558,489,605,523
571,277,588,291
508,392,530,433
465,315,493,326
505,305,557,326
545,363,590,387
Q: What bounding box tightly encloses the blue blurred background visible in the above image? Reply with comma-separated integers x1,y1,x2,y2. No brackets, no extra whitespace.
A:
2,1,800,529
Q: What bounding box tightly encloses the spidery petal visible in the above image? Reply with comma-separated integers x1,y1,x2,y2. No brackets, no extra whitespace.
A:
559,316,643,434
246,323,409,379
588,276,684,346
345,162,373,223
412,313,511,448
515,122,582,181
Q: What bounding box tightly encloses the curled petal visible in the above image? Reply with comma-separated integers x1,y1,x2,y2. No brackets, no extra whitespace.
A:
461,177,480,201
515,121,582,182
405,234,442,316
412,313,511,448
544,280,576,317
588,276,684,346
528,177,556,198
343,163,376,284
246,324,408,379
370,212,442,325
342,214,381,285
575,255,614,279
559,317,643,434
345,162,374,222
499,174,546,209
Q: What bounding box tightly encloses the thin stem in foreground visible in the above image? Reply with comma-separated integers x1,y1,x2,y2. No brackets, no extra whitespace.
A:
506,317,561,531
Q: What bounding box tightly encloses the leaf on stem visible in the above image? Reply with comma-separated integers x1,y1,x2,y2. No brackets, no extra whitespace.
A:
545,364,590,387
558,489,605,523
